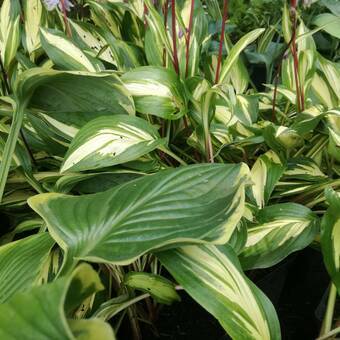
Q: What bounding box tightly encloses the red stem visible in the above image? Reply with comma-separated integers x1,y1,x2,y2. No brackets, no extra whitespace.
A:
144,3,148,27
290,1,304,112
215,0,228,84
185,0,195,77
163,0,169,66
60,0,72,38
171,0,179,74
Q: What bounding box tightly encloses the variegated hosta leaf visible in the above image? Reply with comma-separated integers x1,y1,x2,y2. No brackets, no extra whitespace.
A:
239,203,319,270
28,164,249,272
122,66,187,119
263,124,302,154
61,115,164,172
328,128,340,162
157,245,281,340
318,54,340,102
0,264,115,340
321,189,340,293
250,150,285,208
313,13,340,39
15,68,135,117
124,272,180,305
69,21,116,66
233,95,258,126
0,233,54,303
143,0,173,64
284,158,327,182
218,28,265,84
310,71,338,109
40,28,103,72
0,0,21,70
23,0,44,55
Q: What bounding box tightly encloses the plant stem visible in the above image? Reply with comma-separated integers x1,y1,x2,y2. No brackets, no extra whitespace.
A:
171,0,179,74
158,145,187,165
185,0,195,77
0,52,10,95
215,0,228,84
144,3,148,27
163,0,169,66
0,106,25,202
320,283,337,336
60,0,72,38
317,326,340,340
290,1,304,112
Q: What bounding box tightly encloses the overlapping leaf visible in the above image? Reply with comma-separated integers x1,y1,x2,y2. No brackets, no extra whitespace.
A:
122,66,187,119
0,264,115,340
61,115,165,172
0,233,54,303
240,203,319,269
158,245,281,340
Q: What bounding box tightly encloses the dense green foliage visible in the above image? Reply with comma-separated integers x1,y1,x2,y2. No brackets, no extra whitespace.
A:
0,0,339,339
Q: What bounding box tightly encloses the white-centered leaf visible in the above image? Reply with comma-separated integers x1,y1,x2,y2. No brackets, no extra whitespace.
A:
250,150,285,208
23,0,43,54
61,115,165,172
0,0,21,69
40,28,103,72
239,203,319,270
157,244,281,340
219,28,265,84
122,66,187,119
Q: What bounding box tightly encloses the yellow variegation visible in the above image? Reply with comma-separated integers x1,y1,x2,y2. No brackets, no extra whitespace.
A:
158,245,281,340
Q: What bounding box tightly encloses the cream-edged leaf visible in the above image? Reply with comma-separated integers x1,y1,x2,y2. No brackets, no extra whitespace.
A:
28,164,249,273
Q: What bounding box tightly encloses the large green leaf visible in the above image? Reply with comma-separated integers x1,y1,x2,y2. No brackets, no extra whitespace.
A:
15,68,135,117
0,263,115,340
239,203,319,270
157,245,281,340
28,164,249,272
122,66,187,119
321,189,340,293
61,115,165,172
0,233,54,303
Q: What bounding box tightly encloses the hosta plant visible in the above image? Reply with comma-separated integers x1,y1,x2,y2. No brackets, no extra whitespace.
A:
0,0,339,339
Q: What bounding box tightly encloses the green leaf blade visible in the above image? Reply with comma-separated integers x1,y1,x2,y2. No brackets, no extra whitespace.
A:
28,164,249,270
